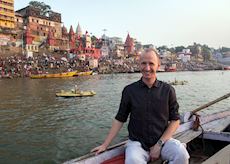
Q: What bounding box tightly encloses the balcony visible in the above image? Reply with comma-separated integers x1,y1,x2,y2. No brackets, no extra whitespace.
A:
2,0,14,4
0,10,15,17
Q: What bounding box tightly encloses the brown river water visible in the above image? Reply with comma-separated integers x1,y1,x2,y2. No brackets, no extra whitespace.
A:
0,71,230,164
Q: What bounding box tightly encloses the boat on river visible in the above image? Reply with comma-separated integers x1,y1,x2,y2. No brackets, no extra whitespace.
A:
56,90,96,97
64,93,230,164
223,66,230,70
168,79,188,85
30,71,93,79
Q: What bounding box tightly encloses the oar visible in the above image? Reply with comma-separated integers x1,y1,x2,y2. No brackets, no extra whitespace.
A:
188,92,230,119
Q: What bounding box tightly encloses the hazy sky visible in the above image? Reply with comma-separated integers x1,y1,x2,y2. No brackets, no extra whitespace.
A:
15,0,230,48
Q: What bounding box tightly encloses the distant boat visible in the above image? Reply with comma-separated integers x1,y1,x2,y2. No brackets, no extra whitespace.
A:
56,90,96,97
223,66,230,70
168,79,188,85
30,71,93,79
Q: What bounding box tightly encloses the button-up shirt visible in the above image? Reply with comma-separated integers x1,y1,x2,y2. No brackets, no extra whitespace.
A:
115,79,180,150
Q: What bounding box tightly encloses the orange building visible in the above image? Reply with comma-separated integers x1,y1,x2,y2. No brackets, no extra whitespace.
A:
15,6,62,42
0,0,15,29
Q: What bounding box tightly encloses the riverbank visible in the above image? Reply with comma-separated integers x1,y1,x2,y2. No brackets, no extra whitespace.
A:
0,54,228,79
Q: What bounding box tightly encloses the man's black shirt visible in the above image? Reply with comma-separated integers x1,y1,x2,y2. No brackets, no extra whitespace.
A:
115,79,180,150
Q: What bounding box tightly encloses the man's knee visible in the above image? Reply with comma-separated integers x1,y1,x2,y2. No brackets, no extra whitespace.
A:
161,139,189,163
174,145,190,162
125,155,145,164
125,140,149,164
125,148,148,164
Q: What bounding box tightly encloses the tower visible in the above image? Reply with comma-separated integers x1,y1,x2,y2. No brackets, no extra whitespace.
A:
69,25,76,49
76,23,83,38
124,33,134,55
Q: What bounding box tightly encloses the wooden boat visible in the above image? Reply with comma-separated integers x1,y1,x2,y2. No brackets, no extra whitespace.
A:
64,93,230,164
30,71,93,79
168,80,188,85
74,71,93,76
56,90,96,97
223,66,230,70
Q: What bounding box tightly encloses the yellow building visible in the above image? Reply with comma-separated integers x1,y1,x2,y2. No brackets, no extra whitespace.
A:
0,0,15,29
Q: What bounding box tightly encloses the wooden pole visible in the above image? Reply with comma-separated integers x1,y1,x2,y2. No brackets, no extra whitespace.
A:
191,92,230,115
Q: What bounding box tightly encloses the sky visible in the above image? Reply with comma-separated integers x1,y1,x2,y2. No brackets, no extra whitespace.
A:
15,0,230,48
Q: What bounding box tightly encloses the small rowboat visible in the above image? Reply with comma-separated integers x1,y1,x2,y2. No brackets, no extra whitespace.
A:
56,90,96,97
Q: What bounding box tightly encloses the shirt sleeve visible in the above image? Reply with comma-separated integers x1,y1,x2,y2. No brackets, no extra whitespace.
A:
168,86,180,121
115,86,131,122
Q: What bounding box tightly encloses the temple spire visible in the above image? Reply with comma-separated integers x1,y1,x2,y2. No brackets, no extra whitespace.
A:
76,22,82,38
124,33,134,54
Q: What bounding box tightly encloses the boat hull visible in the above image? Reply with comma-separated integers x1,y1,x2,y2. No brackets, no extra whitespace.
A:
56,91,96,97
30,71,93,79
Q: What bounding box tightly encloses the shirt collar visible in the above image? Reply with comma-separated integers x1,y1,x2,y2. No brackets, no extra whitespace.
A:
139,78,160,88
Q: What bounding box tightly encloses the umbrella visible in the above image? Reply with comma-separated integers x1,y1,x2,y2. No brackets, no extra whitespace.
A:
61,57,68,62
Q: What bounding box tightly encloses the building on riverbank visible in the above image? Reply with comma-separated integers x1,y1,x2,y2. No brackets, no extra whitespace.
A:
0,0,15,29
14,5,67,52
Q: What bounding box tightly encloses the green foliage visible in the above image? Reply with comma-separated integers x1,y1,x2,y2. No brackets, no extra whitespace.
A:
201,45,212,62
29,1,51,16
91,35,97,44
220,47,230,53
174,46,185,53
157,45,169,50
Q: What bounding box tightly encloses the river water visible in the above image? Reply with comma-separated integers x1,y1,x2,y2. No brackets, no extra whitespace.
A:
0,71,230,164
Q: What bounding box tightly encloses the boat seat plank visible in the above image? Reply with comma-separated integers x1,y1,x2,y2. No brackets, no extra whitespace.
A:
202,131,230,142
201,144,230,164
201,116,230,132
173,130,202,143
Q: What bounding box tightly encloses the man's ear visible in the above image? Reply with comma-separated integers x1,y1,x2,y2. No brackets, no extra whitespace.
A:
157,61,161,70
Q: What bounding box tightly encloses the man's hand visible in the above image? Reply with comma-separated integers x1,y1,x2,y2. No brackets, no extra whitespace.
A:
149,144,161,161
90,144,107,155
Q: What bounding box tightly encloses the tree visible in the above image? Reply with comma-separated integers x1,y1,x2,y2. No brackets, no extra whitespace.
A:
174,46,185,53
29,1,51,16
157,45,169,51
202,45,212,62
220,47,230,53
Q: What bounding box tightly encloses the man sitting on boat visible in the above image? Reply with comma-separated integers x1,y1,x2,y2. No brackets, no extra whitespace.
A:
91,48,189,164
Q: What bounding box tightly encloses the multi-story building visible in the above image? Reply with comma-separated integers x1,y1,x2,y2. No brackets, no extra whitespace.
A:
0,0,15,29
15,6,62,42
14,5,64,52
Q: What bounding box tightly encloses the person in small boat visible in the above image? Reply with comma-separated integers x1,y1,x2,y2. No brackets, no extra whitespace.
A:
91,48,189,164
74,85,79,94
